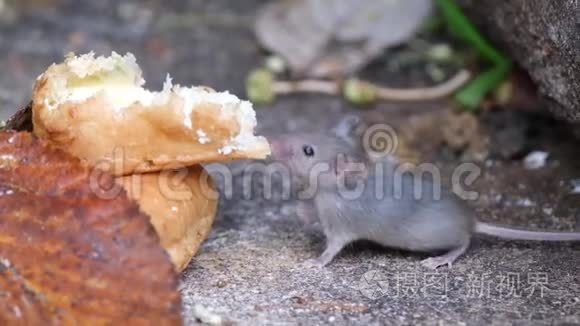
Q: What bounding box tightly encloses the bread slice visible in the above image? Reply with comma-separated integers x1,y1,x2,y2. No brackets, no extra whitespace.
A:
118,165,218,272
32,52,271,176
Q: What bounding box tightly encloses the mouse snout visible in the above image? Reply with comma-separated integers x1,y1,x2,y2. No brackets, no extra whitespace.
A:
270,139,293,160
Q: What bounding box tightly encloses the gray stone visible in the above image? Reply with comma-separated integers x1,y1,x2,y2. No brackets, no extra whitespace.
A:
458,0,580,122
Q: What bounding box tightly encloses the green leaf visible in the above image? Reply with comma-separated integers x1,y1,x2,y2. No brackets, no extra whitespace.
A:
435,0,509,66
435,0,513,109
455,62,512,110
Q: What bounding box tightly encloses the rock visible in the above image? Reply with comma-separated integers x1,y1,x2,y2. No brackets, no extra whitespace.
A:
458,0,580,122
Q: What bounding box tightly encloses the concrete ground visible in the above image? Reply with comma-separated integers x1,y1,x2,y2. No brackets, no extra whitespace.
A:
0,1,578,325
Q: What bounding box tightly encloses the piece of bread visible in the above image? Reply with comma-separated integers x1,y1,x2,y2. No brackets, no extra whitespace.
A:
117,165,218,272
32,52,271,176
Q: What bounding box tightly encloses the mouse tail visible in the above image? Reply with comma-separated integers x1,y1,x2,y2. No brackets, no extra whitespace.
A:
475,222,580,241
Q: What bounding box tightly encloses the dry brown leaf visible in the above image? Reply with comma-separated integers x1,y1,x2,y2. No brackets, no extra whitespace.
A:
0,131,182,325
255,0,432,78
4,102,32,132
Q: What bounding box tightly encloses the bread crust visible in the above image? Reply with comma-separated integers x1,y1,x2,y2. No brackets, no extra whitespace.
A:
117,166,218,272
32,53,271,176
27,52,251,272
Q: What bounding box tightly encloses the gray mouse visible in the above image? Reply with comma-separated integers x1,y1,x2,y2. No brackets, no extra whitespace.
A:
269,120,580,269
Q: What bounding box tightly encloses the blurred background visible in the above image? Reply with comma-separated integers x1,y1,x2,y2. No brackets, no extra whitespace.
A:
0,0,266,120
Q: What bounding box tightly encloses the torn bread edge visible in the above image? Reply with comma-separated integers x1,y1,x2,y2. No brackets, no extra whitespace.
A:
32,52,271,175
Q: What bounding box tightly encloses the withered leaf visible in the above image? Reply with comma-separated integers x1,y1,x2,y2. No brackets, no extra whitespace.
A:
4,102,32,132
0,131,182,325
255,0,432,78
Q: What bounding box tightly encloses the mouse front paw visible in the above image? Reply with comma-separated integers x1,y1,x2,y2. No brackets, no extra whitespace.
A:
296,202,316,224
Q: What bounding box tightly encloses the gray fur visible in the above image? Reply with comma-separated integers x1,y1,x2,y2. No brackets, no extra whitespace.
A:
269,131,580,269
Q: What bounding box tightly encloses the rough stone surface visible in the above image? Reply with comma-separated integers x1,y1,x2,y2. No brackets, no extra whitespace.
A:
458,0,580,122
0,1,579,325
182,104,580,325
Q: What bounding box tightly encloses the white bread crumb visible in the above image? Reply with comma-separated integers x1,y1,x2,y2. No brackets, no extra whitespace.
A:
44,52,261,154
196,129,210,144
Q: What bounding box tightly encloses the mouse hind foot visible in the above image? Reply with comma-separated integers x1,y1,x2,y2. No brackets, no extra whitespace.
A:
303,236,351,268
420,242,469,270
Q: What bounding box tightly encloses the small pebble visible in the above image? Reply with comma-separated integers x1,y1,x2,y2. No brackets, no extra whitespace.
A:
569,179,580,194
192,304,223,325
291,296,306,305
523,151,549,170
516,198,535,207
216,280,227,288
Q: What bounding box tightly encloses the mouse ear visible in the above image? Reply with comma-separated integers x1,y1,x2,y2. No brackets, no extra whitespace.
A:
331,115,361,144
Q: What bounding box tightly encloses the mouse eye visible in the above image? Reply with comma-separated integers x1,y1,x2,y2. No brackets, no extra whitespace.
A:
302,145,315,157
